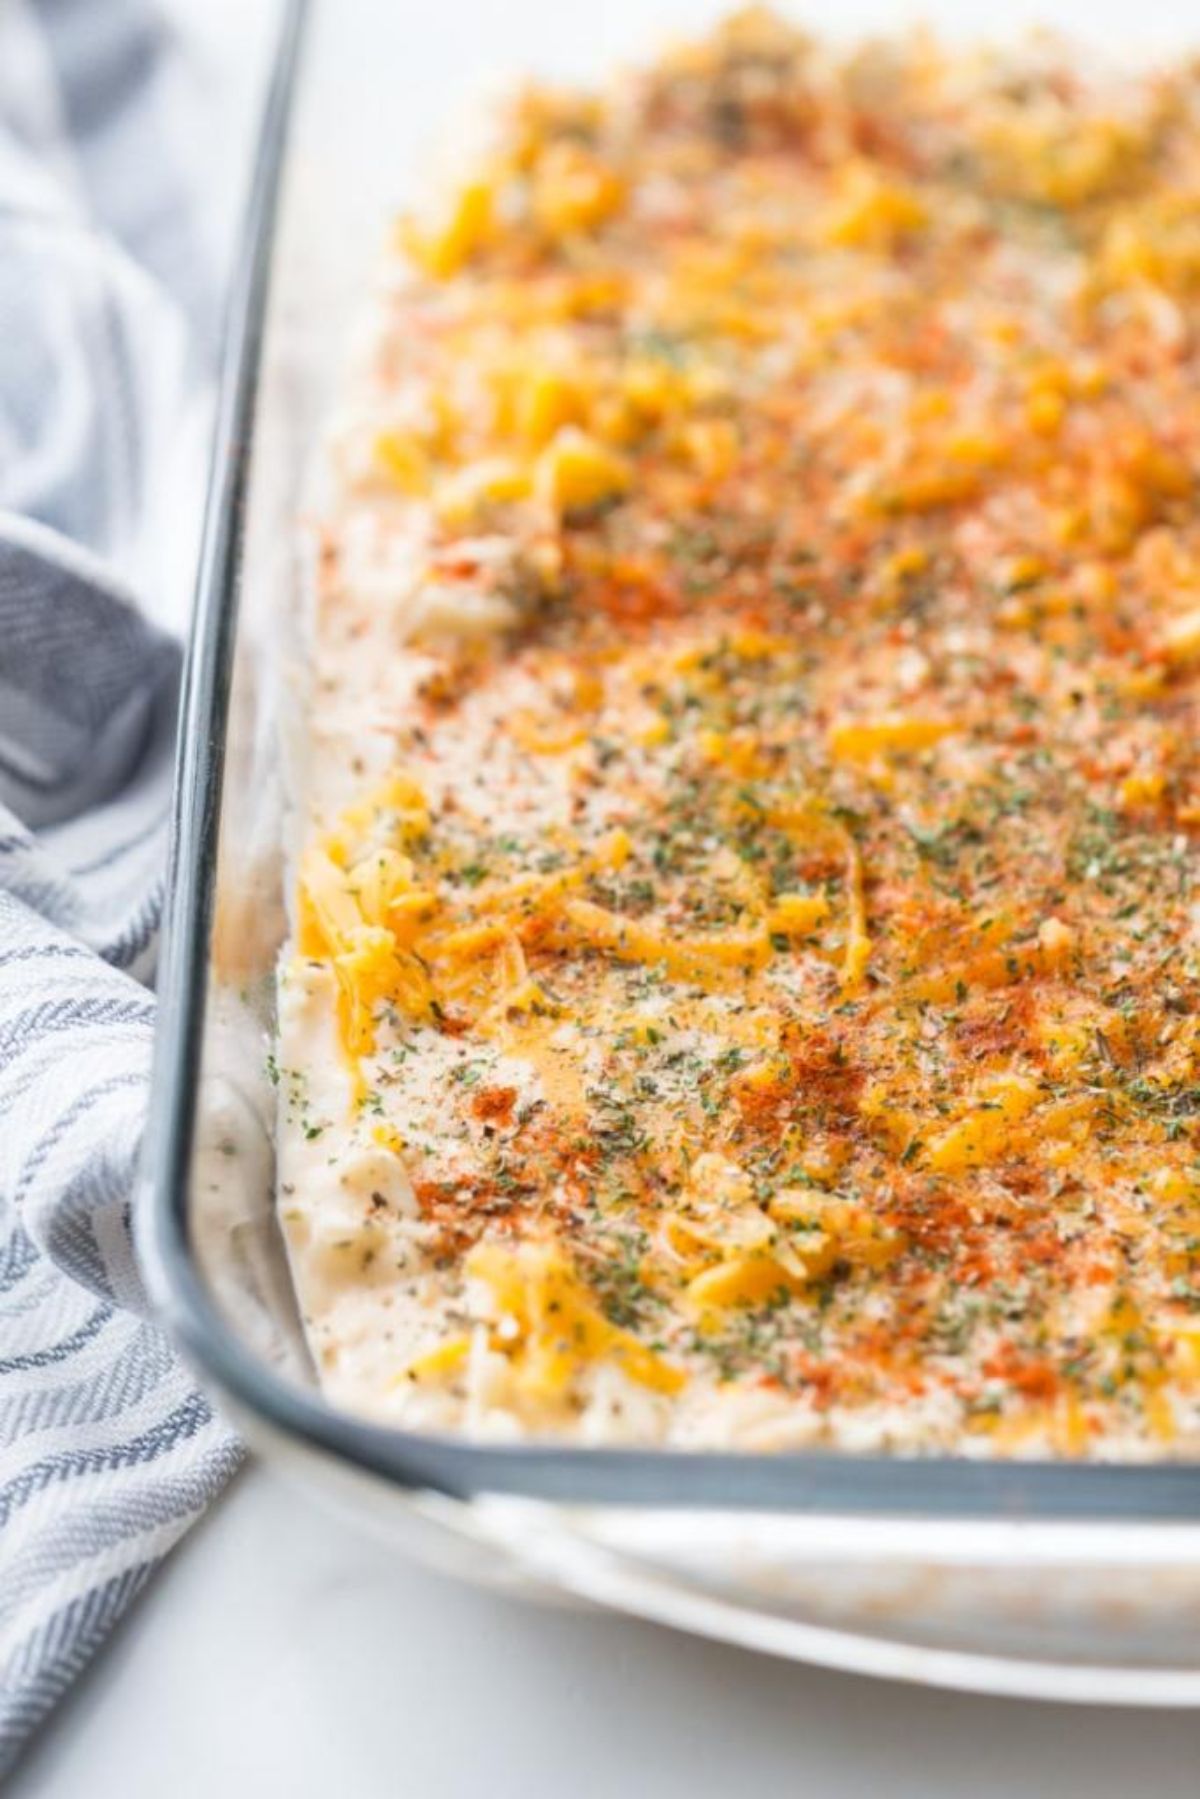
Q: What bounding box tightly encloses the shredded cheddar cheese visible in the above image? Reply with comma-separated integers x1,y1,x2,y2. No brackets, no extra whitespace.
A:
277,13,1200,1457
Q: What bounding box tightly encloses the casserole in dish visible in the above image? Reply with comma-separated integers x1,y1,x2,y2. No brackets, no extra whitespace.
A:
140,0,1200,1700
281,8,1200,1461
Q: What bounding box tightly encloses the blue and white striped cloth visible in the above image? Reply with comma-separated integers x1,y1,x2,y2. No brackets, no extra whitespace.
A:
0,0,249,1771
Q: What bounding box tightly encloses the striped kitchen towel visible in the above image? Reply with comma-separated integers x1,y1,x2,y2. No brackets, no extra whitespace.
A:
0,0,252,1772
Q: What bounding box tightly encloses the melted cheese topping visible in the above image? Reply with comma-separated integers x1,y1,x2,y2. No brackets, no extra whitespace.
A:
278,11,1200,1457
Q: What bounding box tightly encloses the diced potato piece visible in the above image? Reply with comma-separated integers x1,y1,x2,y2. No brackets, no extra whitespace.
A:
337,1141,417,1217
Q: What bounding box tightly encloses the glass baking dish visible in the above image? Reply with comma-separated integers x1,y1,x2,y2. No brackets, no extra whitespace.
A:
138,0,1200,1701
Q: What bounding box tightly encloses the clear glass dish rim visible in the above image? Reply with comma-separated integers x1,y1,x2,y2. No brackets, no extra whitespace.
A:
136,0,1200,1527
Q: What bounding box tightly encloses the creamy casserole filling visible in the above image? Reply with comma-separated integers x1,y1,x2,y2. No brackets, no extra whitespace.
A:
278,11,1200,1455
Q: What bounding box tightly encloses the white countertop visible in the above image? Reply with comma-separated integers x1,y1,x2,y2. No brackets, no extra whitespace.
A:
9,1461,1200,1797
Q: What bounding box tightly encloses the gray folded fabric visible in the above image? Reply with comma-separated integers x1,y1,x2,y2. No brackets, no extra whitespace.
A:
0,0,248,1772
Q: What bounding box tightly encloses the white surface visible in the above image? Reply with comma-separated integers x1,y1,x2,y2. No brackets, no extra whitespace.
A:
9,1463,1200,1798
